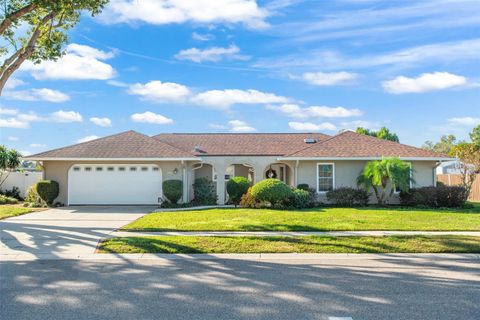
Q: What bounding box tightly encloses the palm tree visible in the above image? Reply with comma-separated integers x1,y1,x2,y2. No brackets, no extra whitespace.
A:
0,146,22,189
357,157,412,205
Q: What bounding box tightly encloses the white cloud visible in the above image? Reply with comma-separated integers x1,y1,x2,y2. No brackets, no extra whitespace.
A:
448,117,480,126
100,0,269,29
50,110,83,123
19,150,32,156
192,89,289,110
90,117,112,127
0,107,18,116
3,88,70,103
7,136,19,141
292,71,358,86
175,45,248,63
382,72,467,94
4,78,26,89
30,143,46,148
208,123,228,130
22,44,116,80
0,118,29,129
268,104,362,119
192,32,215,41
229,120,257,132
107,80,129,87
130,111,173,124
289,121,337,131
77,135,100,143
127,80,191,103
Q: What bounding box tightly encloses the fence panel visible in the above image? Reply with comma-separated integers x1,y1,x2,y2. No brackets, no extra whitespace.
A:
1,171,43,198
437,174,480,202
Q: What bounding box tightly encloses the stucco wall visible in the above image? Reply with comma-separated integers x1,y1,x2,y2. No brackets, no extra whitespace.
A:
42,160,190,205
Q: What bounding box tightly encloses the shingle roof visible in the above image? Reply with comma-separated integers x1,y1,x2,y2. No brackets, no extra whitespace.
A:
27,131,194,159
285,130,449,158
153,133,331,156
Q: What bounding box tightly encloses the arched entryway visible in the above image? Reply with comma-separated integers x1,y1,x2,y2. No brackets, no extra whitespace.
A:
264,163,294,186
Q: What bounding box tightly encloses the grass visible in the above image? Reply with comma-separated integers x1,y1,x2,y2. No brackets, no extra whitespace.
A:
0,205,35,220
97,235,480,254
122,204,480,232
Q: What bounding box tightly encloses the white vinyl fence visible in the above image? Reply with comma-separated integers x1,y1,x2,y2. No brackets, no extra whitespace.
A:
1,171,43,198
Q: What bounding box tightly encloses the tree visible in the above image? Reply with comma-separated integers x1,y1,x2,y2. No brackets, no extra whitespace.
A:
422,134,459,154
449,142,480,201
470,124,480,147
0,146,22,189
357,157,412,205
0,0,109,94
355,127,399,142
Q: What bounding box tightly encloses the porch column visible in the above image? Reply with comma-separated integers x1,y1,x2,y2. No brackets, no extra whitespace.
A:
215,164,227,205
182,161,189,203
253,164,264,184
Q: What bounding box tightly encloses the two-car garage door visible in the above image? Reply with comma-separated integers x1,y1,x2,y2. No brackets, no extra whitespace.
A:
68,164,162,205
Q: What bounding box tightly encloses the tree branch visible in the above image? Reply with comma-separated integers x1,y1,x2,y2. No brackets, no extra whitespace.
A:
0,2,37,35
0,12,55,94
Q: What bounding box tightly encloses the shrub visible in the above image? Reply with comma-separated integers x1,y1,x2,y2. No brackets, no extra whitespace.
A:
227,176,250,206
35,180,59,205
0,194,19,204
292,188,310,209
239,187,256,208
400,186,467,208
251,179,293,207
192,177,217,205
24,185,46,207
163,180,183,204
0,186,22,200
297,183,310,191
326,187,370,207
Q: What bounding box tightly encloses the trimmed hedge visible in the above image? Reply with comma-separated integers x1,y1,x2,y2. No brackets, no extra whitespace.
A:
163,180,183,204
36,180,59,205
291,188,310,209
251,179,293,206
0,194,18,205
400,186,467,208
326,187,370,207
227,176,250,205
192,177,217,205
297,183,310,191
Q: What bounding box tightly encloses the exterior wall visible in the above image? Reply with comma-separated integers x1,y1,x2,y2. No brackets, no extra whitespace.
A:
0,171,43,197
42,160,192,205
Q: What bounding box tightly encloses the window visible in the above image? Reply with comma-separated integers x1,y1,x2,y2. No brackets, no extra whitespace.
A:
107,167,114,172
96,167,103,171
118,167,126,171
84,167,92,172
317,163,334,193
130,167,137,171
73,167,80,171
141,167,148,172
152,167,159,171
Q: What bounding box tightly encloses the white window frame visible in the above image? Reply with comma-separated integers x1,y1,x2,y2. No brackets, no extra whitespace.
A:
316,163,335,194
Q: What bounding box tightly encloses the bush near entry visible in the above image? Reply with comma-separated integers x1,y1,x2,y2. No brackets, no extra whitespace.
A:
227,176,250,206
251,178,294,207
163,180,183,204
192,177,217,205
36,180,59,205
326,187,370,207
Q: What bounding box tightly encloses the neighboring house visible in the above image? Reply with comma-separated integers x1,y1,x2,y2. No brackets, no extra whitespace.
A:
436,160,473,175
25,130,454,205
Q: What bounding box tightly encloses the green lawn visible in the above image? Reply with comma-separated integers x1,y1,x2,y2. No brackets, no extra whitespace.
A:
122,205,480,232
0,206,35,220
97,235,480,254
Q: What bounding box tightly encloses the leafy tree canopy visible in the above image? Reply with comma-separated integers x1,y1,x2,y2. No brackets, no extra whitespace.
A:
0,0,109,93
355,126,399,142
470,124,480,147
422,134,461,154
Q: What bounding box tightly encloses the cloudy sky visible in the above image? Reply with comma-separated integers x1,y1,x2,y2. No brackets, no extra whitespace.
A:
1,0,479,155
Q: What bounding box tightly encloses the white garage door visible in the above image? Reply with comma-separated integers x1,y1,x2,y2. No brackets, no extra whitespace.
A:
68,164,162,205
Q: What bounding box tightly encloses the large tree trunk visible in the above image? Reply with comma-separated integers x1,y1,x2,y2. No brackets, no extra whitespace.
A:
0,3,37,35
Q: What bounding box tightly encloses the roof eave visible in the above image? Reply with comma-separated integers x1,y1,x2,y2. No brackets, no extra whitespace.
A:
24,157,201,161
277,156,458,161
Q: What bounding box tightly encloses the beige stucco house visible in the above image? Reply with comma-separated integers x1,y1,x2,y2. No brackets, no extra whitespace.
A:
26,130,453,205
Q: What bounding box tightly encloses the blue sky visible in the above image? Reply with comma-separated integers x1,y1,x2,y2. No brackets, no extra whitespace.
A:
1,0,479,155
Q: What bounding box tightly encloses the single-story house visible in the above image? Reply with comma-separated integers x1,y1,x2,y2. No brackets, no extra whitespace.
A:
25,130,454,205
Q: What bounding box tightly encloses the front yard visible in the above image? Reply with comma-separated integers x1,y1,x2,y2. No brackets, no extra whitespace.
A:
122,204,480,232
0,206,36,220
98,235,480,254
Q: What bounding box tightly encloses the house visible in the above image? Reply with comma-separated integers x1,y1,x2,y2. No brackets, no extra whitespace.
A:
25,130,454,205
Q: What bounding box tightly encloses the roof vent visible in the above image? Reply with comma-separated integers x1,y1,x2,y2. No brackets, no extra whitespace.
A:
303,138,317,144
193,145,202,152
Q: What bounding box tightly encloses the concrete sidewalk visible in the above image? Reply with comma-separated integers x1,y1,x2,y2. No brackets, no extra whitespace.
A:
108,230,480,237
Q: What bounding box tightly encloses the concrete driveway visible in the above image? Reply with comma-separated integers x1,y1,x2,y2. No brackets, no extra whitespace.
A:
0,206,153,259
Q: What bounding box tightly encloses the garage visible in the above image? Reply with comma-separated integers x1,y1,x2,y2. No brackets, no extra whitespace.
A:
68,164,162,205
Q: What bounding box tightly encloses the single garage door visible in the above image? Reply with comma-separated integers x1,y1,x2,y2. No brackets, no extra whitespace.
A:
68,164,162,205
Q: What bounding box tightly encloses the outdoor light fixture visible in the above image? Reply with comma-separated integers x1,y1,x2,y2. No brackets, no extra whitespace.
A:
173,168,178,174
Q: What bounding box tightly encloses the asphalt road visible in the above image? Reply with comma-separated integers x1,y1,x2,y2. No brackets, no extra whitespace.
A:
1,256,479,320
